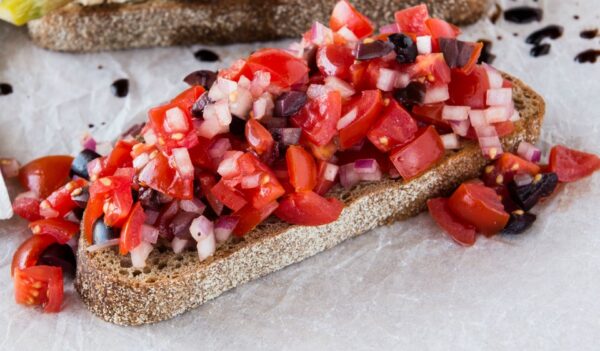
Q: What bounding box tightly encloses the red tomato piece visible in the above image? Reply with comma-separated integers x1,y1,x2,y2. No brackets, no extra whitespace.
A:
148,103,198,153
314,160,337,196
368,99,418,152
409,53,452,85
329,0,374,38
12,195,42,222
394,4,430,36
389,126,445,180
19,155,73,198
211,180,247,212
82,198,104,244
14,265,63,313
138,151,193,200
29,218,79,244
247,49,309,88
245,119,274,155
119,202,146,255
219,59,252,81
448,182,509,236
274,191,344,226
337,142,393,174
188,137,217,171
232,201,279,237
427,198,477,246
316,44,355,81
291,91,342,146
350,61,367,90
89,175,134,227
171,85,205,113
11,234,58,276
481,152,540,187
548,145,600,182
236,153,286,209
286,145,317,192
448,65,490,109
42,178,87,218
339,90,384,150
411,103,452,131
305,138,338,161
197,172,224,215
425,18,460,52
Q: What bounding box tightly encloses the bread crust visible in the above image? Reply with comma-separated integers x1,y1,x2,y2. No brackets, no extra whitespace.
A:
74,73,544,325
27,0,489,52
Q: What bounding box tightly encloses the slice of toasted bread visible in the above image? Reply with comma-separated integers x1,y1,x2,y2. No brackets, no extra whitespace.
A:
27,0,489,52
75,73,544,325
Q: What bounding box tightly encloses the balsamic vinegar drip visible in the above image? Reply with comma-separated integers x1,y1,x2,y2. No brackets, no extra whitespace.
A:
530,44,551,57
526,25,564,45
477,40,496,64
490,3,502,24
504,6,543,24
580,29,598,39
111,79,129,98
194,49,220,62
0,83,13,96
575,50,600,64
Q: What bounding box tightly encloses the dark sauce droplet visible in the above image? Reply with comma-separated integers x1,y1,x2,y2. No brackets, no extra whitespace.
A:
526,25,563,45
580,29,598,39
88,123,95,128
477,40,496,64
490,3,502,24
504,6,543,24
194,49,220,62
97,65,103,69
573,15,579,20
111,79,129,98
0,83,12,96
575,49,600,63
530,43,551,57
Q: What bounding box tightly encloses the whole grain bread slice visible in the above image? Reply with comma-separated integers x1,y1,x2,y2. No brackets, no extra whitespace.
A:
75,73,544,326
27,0,489,52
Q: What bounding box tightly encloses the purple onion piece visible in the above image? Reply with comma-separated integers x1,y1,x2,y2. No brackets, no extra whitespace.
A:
353,159,379,174
169,211,198,240
191,92,211,117
183,70,217,89
215,215,239,230
270,128,302,145
274,91,307,117
121,123,146,139
263,117,289,128
355,40,394,60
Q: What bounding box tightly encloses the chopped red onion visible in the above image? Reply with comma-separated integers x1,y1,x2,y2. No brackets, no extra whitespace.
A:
213,99,232,126
237,75,251,89
189,215,214,242
359,169,382,182
323,162,339,181
388,167,401,179
169,211,198,239
416,35,432,54
271,128,302,145
450,119,471,137
353,159,379,174
171,237,190,254
229,87,253,119
253,93,274,120
208,138,232,161
197,233,216,262
324,76,355,98
208,84,226,103
130,241,154,268
517,141,542,163
141,224,159,244
241,173,261,189
142,129,158,146
179,198,206,214
468,109,487,128
197,117,229,139
145,209,159,225
215,216,239,244
0,158,19,178
336,25,359,42
441,133,460,149
484,106,510,123
423,84,449,104
442,105,470,121
133,153,149,170
478,135,504,159
81,133,97,152
164,107,189,133
86,238,119,252
486,88,512,106
217,151,243,177
337,107,358,130
482,63,503,89
157,192,174,204
475,125,498,138
172,148,194,179
339,163,360,189
309,22,333,46
307,84,332,99
217,77,238,95
379,22,400,34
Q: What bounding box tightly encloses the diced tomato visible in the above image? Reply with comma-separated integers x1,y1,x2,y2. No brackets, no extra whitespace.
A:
291,91,342,146
339,90,384,149
236,153,286,209
138,151,193,200
448,65,490,109
448,182,509,236
89,175,134,227
368,99,418,152
314,160,337,195
197,172,224,215
171,86,206,113
286,145,317,192
394,4,430,36
481,153,540,187
304,138,338,161
218,59,252,81
274,191,344,226
211,180,247,212
316,44,355,81
329,0,374,38
14,265,63,313
425,18,460,52
119,202,146,255
12,195,42,222
245,119,274,155
409,53,451,85
411,103,451,131
337,142,393,174
548,145,600,182
232,201,279,237
19,155,73,198
148,103,198,153
42,178,87,218
29,218,79,244
11,234,58,276
82,198,103,244
427,198,476,246
493,121,515,137
350,61,368,90
188,137,217,171
247,49,309,88
389,126,445,180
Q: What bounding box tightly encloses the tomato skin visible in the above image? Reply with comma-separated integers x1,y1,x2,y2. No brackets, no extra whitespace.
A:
236,153,286,209
197,172,224,215
427,198,476,246
448,183,509,236
89,175,134,228
367,99,418,152
171,85,205,113
83,198,104,244
188,137,218,171
19,155,74,198
29,218,79,244
14,265,63,313
138,151,193,200
232,201,279,237
316,44,355,81
274,191,344,226
411,103,452,131
247,49,309,88
548,145,600,182
119,202,146,255
211,180,248,212
11,234,58,276
148,103,199,153
329,0,374,38
291,91,342,146
245,119,274,155
12,195,42,222
314,160,336,195
337,142,393,174
448,65,490,109
425,18,460,52
286,145,317,192
394,4,430,36
409,53,451,85
42,178,88,218
339,90,385,150
219,59,252,81
389,126,445,180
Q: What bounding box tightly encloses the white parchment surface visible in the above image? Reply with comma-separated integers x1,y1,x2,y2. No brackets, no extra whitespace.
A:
0,0,599,349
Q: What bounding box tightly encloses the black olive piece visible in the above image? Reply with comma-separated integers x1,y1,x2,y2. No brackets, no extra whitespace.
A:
530,44,551,57
502,211,537,235
183,70,217,89
274,91,308,117
229,117,247,138
93,217,119,245
355,40,395,60
478,40,496,64
194,49,220,62
70,149,101,180
138,187,161,211
394,81,426,107
38,244,76,277
508,172,558,211
111,79,129,98
191,92,211,117
71,186,90,208
0,83,13,96
439,38,476,69
388,33,418,64
72,207,85,221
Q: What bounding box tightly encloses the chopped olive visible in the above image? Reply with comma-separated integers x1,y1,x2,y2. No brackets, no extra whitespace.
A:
93,217,119,245
502,211,537,235
394,81,426,107
38,244,76,277
508,172,558,211
191,92,211,117
274,91,307,117
355,40,394,60
388,33,418,64
183,70,217,89
70,149,101,180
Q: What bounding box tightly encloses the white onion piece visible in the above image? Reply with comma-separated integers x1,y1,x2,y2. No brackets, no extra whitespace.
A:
215,216,239,244
484,106,510,123
130,241,154,268
133,153,149,170
241,173,261,189
237,75,251,89
339,163,360,189
517,141,542,163
217,151,243,177
324,76,355,98
337,26,359,43
441,133,460,149
310,21,333,46
197,233,216,262
208,138,232,160
196,118,228,139
482,63,503,89
423,84,449,104
379,23,400,34
180,198,206,214
250,71,271,98
229,87,253,119
171,237,190,254
214,99,232,126
0,158,20,178
442,105,470,121
172,148,194,179
323,162,339,181
141,224,159,244
337,107,358,130
307,84,332,99
0,172,12,219
86,238,119,252
164,107,189,133
475,125,498,138
142,129,158,146
416,35,432,54
478,136,503,159
486,88,512,106
376,68,401,92
468,109,487,128
514,173,534,186
252,93,274,120
208,84,226,101
450,119,471,137
217,77,238,95
189,215,214,242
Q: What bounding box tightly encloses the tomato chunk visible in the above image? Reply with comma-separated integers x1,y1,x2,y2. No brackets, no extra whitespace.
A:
232,201,279,237
236,153,286,209
138,151,193,200
88,175,134,228
411,103,451,131
14,265,63,313
314,160,337,195
119,202,147,255
367,99,418,152
448,65,490,109
316,44,355,81
329,0,374,38
425,18,460,52
245,119,274,155
292,91,342,146
218,59,252,81
211,180,247,212
11,234,59,276
19,155,73,198
548,145,600,182
29,218,79,244
171,85,206,113
42,178,87,218
247,49,309,88
274,191,344,226
339,90,384,149
389,126,445,180
82,197,104,244
448,182,509,236
286,145,317,192
12,194,42,222
394,4,430,36
427,198,476,246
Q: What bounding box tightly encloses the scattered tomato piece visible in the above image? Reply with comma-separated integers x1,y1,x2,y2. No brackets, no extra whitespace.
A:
448,182,509,236
548,145,600,182
18,155,73,198
14,265,63,313
427,198,476,246
275,191,344,226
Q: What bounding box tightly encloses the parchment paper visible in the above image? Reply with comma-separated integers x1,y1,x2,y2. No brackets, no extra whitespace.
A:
1,0,599,349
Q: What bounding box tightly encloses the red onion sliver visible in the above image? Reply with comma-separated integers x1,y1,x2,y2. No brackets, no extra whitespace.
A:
450,119,470,137
337,107,358,130
441,133,460,149
354,159,379,174
379,22,400,34
323,162,339,181
141,224,159,244
359,169,382,182
475,125,498,138
208,138,232,160
0,158,19,178
131,241,154,268
517,141,542,163
514,173,534,186
145,209,159,225
197,233,216,262
310,22,334,46
324,76,355,98
81,133,97,152
250,71,271,98
482,63,503,89
180,198,206,214
214,99,232,126
229,87,253,119
486,88,512,106
442,105,470,121
484,106,510,123
339,163,360,189
416,35,432,54
423,84,449,104
86,238,119,252
215,216,239,244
